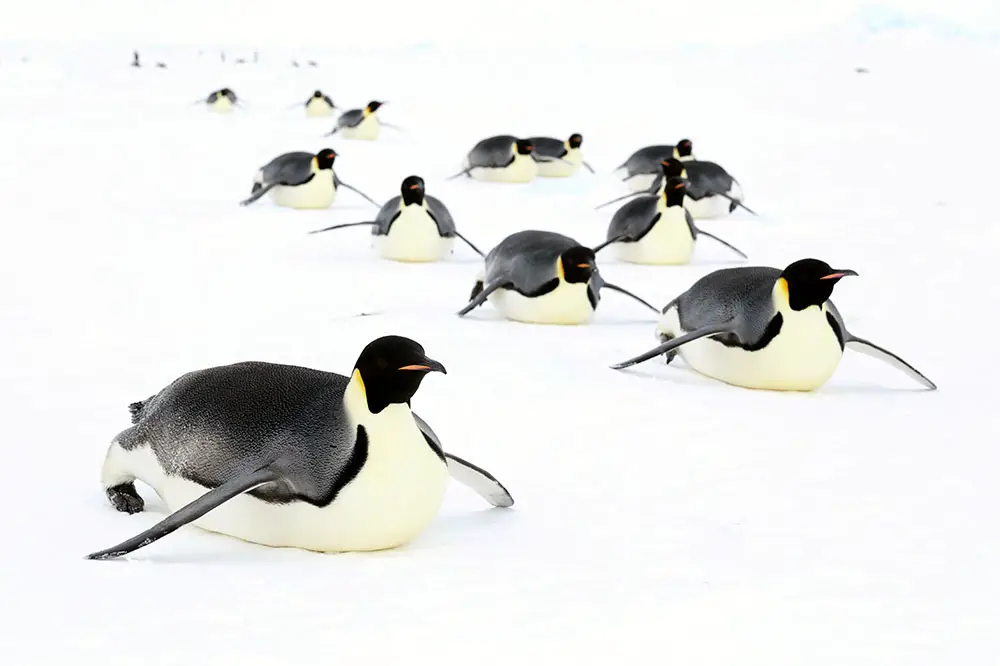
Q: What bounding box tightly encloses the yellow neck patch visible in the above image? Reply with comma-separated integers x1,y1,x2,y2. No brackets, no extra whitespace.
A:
680,168,688,178
351,368,366,398
363,107,372,117
775,277,790,306
556,257,565,280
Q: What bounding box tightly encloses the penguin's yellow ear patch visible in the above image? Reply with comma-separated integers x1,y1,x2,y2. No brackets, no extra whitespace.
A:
352,368,366,397
557,257,565,279
776,277,789,303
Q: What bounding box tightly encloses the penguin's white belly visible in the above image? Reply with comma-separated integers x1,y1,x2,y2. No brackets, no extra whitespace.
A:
657,304,844,391
111,414,448,553
623,173,658,193
535,149,581,178
207,98,233,113
268,173,336,209
305,99,335,117
471,154,538,183
615,211,694,265
375,206,454,262
489,280,593,325
341,114,381,140
685,183,742,220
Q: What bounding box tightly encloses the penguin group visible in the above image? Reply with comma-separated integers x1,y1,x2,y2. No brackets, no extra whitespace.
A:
83,66,939,562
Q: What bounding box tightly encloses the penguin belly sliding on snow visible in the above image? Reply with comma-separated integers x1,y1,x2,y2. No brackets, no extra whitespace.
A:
323,100,398,140
613,139,695,192
239,148,380,210
447,136,573,183
307,175,485,263
86,335,514,560
304,90,337,117
528,134,595,177
593,177,747,265
456,229,660,325
610,258,937,392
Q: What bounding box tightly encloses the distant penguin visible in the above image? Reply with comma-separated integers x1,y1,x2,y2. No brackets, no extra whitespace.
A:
323,100,392,140
131,50,141,68
457,230,659,325
306,175,485,263
205,88,239,113
610,258,937,391
614,139,695,192
592,178,746,265
304,89,337,117
85,335,514,560
239,148,379,209
598,157,755,218
447,136,567,183
528,134,595,177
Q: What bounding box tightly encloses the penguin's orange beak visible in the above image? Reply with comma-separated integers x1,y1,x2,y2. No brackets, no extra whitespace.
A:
409,184,420,190
820,269,859,280
399,359,447,374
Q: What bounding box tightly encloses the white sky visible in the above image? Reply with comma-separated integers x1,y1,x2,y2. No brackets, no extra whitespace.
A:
3,0,998,47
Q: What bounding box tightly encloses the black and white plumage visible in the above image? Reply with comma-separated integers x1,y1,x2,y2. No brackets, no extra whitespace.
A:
86,335,514,560
613,139,695,191
239,148,379,209
611,259,937,392
593,177,747,265
457,229,659,325
304,89,337,117
323,100,394,140
204,88,239,113
307,175,484,262
528,133,595,177
447,136,566,183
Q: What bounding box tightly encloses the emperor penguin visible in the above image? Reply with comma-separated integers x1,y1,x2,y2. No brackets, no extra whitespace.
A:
610,258,937,392
304,89,337,117
323,100,393,140
306,175,485,263
447,136,565,183
204,88,239,113
528,134,596,177
86,335,515,560
457,229,660,325
599,157,755,218
614,139,695,192
239,148,380,210
593,177,747,265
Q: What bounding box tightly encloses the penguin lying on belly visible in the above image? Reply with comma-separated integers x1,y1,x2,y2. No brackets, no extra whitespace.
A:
611,258,937,392
87,335,514,560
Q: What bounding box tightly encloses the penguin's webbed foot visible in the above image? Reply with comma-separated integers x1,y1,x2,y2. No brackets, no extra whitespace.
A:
658,333,677,364
106,483,145,514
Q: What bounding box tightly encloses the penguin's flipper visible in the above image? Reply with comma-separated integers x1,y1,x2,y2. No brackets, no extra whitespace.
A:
601,281,660,314
453,231,485,258
696,229,748,260
240,182,277,206
582,160,596,174
334,178,381,207
534,155,574,166
444,453,515,508
380,121,404,131
308,221,377,235
84,463,282,560
845,335,937,390
592,235,629,253
610,322,736,370
594,192,643,211
322,127,340,137
721,193,757,216
446,167,473,180
457,280,504,316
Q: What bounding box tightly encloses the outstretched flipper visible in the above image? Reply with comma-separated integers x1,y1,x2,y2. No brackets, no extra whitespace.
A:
845,335,937,390
602,281,660,314
446,167,473,180
581,161,596,174
720,193,757,216
533,155,574,166
323,127,340,137
457,280,505,316
380,121,404,131
240,182,277,206
594,191,646,211
410,413,514,508
85,463,282,560
696,229,748,260
453,231,485,258
591,235,628,254
308,221,377,235
334,177,380,207
610,323,736,370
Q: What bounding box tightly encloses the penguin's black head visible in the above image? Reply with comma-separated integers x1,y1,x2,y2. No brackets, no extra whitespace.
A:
676,139,693,157
401,175,425,205
779,259,858,311
559,245,597,284
367,100,385,113
313,90,323,98
659,157,685,178
514,138,535,156
664,177,688,207
353,335,446,413
315,148,337,169
219,88,234,98
568,133,583,149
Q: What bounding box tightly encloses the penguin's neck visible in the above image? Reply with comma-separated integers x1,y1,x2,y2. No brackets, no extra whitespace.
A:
343,370,419,436
772,279,827,317
401,192,425,207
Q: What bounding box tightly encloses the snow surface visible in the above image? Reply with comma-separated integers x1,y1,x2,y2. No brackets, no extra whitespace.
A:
2,21,999,666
